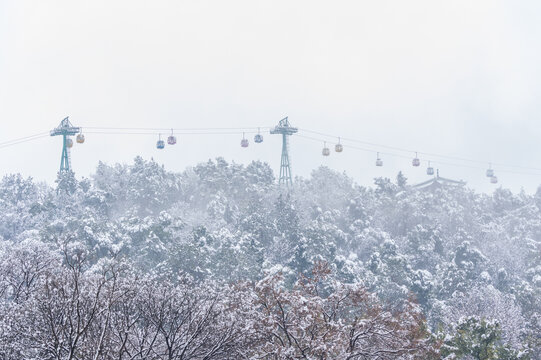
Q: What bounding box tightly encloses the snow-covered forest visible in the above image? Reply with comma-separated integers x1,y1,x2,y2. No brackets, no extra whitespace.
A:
0,156,540,359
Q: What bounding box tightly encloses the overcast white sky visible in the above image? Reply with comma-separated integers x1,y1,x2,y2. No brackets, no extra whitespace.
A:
1,0,540,193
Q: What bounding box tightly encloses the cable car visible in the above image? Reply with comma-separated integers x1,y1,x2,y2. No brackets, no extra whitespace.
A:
375,152,383,167
490,176,498,184
412,152,420,167
322,142,330,156
167,135,177,145
335,138,343,153
486,164,494,178
156,135,165,149
254,128,263,143
76,133,85,144
66,138,73,148
241,133,249,148
427,161,434,176
167,129,177,145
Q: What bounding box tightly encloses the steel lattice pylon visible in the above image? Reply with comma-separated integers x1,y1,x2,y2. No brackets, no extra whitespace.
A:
50,117,80,172
270,117,297,186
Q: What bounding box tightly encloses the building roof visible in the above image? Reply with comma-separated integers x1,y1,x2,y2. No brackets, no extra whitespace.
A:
412,170,466,190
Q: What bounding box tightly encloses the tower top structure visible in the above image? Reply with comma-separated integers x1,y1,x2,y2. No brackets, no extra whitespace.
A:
50,117,80,172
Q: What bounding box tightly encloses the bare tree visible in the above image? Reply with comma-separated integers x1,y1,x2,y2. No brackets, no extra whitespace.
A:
249,262,438,359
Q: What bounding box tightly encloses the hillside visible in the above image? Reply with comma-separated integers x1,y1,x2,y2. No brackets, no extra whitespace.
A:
0,157,540,359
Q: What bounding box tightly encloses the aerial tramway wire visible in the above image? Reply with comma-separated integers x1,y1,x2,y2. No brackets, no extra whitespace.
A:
0,131,49,146
84,126,272,132
297,128,541,174
1,123,540,181
0,133,50,149
87,125,541,174
294,133,541,177
84,130,262,136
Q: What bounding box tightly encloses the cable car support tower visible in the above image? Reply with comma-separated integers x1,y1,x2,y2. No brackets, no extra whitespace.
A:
270,117,297,186
50,117,80,173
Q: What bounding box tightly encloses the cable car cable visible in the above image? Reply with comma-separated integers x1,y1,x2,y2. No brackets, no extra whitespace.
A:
0,132,49,147
1,125,540,181
84,126,271,132
294,133,541,177
298,128,541,173
84,130,261,135
0,134,49,149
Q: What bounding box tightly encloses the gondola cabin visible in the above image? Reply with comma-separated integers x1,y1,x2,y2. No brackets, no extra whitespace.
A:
322,146,330,156
167,135,177,145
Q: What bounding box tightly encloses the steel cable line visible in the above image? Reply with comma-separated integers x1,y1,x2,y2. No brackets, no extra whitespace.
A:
296,133,478,166
0,128,265,151
84,126,271,132
84,130,261,135
298,128,420,155
298,128,541,173
0,132,50,147
294,133,541,177
0,134,50,149
82,125,541,173
2,126,540,178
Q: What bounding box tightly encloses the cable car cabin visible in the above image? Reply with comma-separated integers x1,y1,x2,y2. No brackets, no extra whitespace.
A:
335,144,343,153
66,138,74,148
486,168,494,177
412,152,420,167
254,134,263,143
427,167,434,176
322,147,330,156
156,140,165,149
490,176,498,184
241,139,249,148
167,135,177,145
376,158,383,167
76,134,85,144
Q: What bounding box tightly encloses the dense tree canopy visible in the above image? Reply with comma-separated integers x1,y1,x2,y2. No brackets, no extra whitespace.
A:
0,157,539,359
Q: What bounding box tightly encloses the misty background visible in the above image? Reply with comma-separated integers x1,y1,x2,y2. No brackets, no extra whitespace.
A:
1,0,540,192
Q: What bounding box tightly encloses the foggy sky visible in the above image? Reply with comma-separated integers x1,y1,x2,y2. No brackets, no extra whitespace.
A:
1,0,540,193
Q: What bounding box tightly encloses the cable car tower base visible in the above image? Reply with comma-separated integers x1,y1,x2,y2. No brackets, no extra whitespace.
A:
50,117,80,173
270,117,297,186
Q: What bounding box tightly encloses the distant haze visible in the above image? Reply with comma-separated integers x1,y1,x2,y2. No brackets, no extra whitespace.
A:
1,0,540,193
